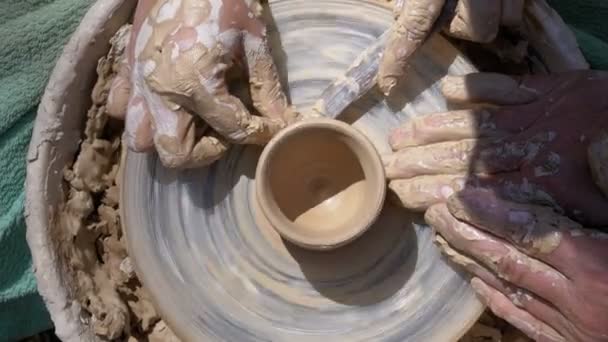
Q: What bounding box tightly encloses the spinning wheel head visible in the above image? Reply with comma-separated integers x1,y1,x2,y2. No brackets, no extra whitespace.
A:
255,118,386,250
120,1,485,340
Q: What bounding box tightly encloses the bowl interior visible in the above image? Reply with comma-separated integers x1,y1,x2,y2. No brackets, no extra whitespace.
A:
259,120,385,248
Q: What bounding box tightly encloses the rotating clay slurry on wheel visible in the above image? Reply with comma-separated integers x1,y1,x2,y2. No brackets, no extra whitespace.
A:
121,0,484,340
256,118,386,250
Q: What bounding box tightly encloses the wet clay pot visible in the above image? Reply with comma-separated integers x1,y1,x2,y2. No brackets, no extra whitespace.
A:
256,118,386,250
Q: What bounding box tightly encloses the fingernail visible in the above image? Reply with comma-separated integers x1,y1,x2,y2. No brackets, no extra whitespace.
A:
440,75,466,101
424,205,448,228
381,154,395,167
389,123,413,149
440,185,455,199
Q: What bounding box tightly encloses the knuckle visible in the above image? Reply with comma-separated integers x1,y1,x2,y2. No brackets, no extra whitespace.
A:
507,288,533,309
402,8,436,40
496,255,526,283
389,180,435,211
127,138,151,153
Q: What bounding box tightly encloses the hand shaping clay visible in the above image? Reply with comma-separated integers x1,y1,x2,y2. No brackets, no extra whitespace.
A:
125,0,297,168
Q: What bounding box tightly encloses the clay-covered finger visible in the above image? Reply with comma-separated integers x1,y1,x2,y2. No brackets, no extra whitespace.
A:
441,73,540,105
132,0,285,147
125,95,154,152
143,42,284,145
438,237,572,339
383,138,528,179
243,18,300,124
383,140,475,179
435,235,511,293
447,188,581,260
152,107,199,168
425,204,571,307
185,131,230,168
378,0,446,95
388,174,466,211
388,109,504,150
497,285,573,341
201,93,285,144
471,278,566,342
444,0,501,43
146,57,284,146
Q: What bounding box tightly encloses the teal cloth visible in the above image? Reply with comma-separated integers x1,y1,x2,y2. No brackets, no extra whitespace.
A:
548,0,608,70
0,0,607,341
0,0,94,340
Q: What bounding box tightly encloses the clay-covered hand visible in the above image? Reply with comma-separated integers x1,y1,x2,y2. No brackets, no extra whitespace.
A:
425,189,608,342
107,0,298,168
384,70,608,227
378,0,525,94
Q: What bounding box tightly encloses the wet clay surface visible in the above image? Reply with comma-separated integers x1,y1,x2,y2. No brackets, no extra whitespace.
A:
268,129,367,232
258,120,385,249
55,25,178,341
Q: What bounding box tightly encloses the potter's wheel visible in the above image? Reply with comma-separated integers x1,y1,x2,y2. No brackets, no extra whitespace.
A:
122,0,484,340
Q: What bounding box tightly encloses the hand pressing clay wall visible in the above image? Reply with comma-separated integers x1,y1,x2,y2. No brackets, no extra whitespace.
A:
107,0,299,169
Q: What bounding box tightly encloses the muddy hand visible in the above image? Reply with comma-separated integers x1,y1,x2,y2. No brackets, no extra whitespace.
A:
107,0,298,168
379,0,525,95
425,189,608,342
384,71,608,227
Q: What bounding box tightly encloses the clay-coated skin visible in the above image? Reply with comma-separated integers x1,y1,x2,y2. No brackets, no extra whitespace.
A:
385,70,608,227
384,70,608,341
108,0,298,168
379,0,525,95
426,190,608,342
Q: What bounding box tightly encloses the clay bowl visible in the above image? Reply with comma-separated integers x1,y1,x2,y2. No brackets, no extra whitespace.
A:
256,118,386,250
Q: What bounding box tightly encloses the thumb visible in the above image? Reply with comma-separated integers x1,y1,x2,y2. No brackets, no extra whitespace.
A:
377,0,445,95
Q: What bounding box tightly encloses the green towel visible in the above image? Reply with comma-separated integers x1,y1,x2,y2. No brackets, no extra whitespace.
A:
0,0,94,340
548,0,608,70
0,0,607,340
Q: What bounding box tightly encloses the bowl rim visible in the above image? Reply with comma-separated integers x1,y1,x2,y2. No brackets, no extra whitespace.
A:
255,118,386,250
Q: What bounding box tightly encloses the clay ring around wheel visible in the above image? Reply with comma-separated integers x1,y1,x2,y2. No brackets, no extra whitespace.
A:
121,0,484,340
